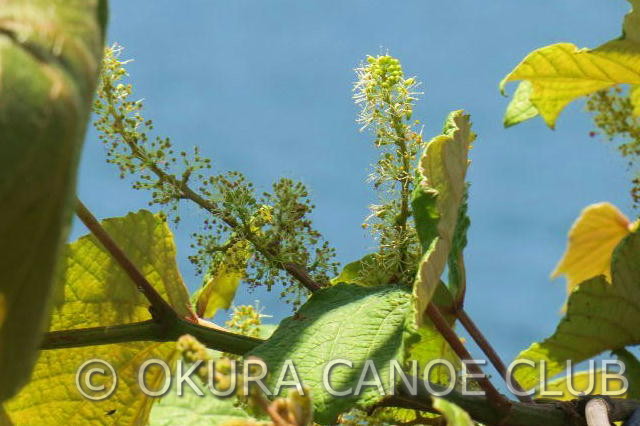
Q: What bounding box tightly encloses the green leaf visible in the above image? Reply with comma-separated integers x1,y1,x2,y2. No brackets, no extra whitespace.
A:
447,190,470,304
614,348,640,399
248,283,417,424
411,110,474,325
4,211,191,425
432,397,474,426
0,0,107,401
503,81,539,127
149,380,253,426
195,240,251,318
330,254,391,287
512,230,640,390
500,1,640,128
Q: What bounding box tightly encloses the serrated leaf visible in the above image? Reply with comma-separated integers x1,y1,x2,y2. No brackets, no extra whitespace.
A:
500,1,640,128
432,397,474,426
411,110,474,326
503,81,539,127
552,202,634,293
195,240,251,318
614,348,640,399
0,0,107,401
535,370,627,401
4,211,191,425
149,379,254,426
248,283,417,424
512,230,640,391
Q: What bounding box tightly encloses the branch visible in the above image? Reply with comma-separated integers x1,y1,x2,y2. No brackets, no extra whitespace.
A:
381,382,640,426
75,199,183,321
458,308,532,403
41,319,262,355
425,303,510,412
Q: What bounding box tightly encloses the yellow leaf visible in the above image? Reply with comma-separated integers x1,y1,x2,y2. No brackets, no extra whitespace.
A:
195,240,251,318
536,370,627,401
631,85,640,116
4,211,191,425
503,80,539,127
501,1,640,127
552,202,632,293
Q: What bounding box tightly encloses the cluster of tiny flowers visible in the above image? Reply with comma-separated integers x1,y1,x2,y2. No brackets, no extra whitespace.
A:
93,45,337,307
586,87,640,208
225,304,264,340
353,54,424,285
353,55,419,132
94,45,211,223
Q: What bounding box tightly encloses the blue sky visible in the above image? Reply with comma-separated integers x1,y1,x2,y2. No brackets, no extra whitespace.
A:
74,1,633,367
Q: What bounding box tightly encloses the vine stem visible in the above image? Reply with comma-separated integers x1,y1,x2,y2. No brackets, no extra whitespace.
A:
425,303,510,412
75,199,186,322
458,308,533,403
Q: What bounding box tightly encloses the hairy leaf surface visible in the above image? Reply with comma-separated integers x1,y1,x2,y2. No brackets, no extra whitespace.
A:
149,381,254,426
4,211,191,425
0,0,106,401
513,230,640,390
248,283,416,424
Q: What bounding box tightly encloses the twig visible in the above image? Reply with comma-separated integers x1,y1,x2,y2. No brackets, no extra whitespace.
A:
75,199,184,321
425,303,510,412
458,308,533,403
41,319,262,355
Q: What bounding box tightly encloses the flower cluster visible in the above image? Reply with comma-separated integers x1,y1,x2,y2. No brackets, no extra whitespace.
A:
94,45,337,307
587,86,640,209
353,54,424,285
